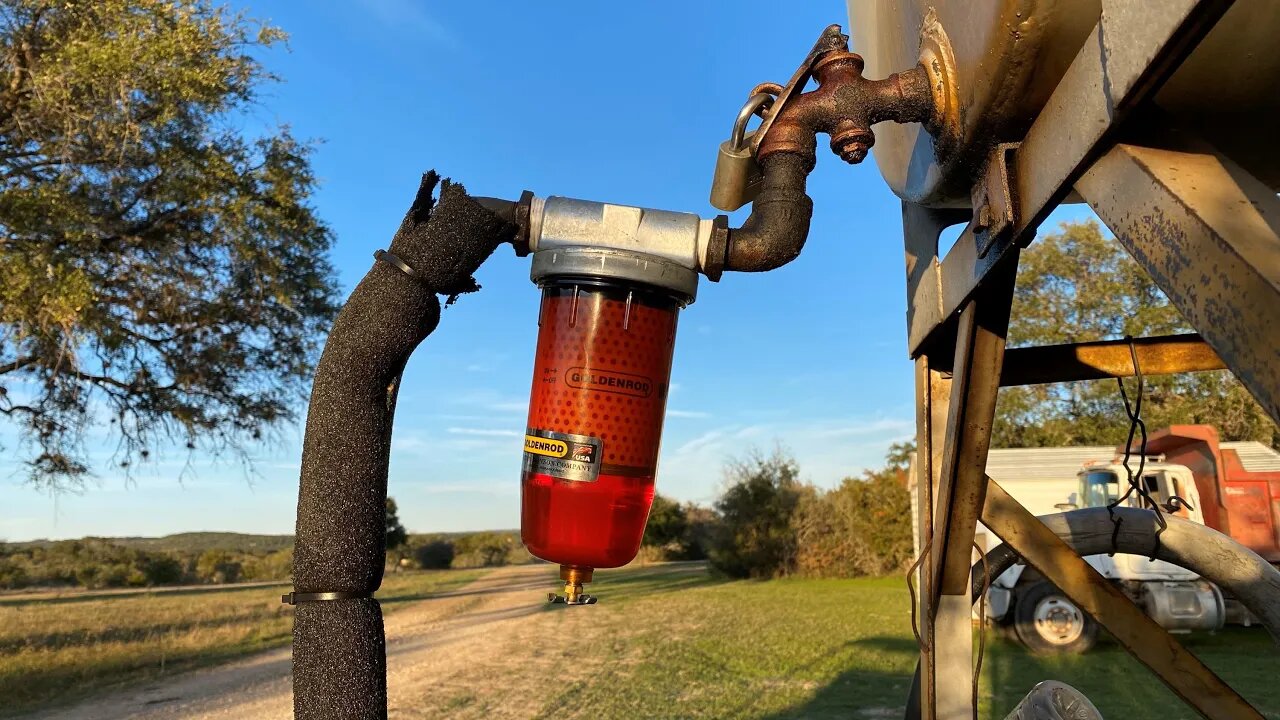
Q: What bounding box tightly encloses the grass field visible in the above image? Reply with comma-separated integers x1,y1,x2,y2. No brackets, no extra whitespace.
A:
3,564,1276,719
512,567,1279,720
0,569,480,717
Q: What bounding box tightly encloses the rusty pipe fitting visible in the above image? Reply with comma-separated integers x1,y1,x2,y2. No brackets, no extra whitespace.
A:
711,153,813,273
758,50,934,169
706,31,937,276
474,190,535,256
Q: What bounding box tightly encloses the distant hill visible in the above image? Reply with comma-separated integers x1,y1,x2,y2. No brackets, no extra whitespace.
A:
7,532,294,554
113,532,296,553
7,530,522,554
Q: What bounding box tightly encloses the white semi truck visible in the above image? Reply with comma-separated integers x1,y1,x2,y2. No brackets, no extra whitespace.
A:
911,429,1280,653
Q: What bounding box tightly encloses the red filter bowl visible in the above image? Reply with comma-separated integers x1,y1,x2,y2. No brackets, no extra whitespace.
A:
520,279,682,569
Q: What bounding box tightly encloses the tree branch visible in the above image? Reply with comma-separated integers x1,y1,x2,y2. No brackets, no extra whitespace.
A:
0,355,38,375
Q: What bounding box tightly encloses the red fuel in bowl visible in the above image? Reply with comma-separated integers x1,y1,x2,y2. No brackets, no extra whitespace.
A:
520,271,688,602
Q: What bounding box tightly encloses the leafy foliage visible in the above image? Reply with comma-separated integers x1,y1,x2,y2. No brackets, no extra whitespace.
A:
641,494,714,561
0,526,538,590
792,465,913,577
0,0,339,488
994,220,1278,448
705,446,914,579
385,497,407,550
413,540,455,570
709,448,807,578
642,493,686,548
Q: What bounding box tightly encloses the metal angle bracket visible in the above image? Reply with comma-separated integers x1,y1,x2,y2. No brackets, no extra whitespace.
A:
972,142,1020,259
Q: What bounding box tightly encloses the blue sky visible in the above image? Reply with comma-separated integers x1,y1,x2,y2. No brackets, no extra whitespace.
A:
2,1,1092,541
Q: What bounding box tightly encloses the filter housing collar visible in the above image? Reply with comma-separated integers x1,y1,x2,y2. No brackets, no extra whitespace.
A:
530,246,698,303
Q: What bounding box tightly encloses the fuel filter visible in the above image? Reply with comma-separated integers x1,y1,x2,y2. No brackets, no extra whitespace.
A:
520,246,697,604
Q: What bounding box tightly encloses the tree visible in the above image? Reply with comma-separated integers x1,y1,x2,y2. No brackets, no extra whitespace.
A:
413,540,454,570
793,448,914,578
385,497,407,551
709,447,807,578
195,549,240,584
0,1,339,489
993,220,1277,449
641,494,687,549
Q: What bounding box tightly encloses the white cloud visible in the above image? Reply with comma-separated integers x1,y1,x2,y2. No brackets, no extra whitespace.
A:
446,428,521,438
666,409,710,419
392,434,428,451
655,415,914,505
420,481,515,497
357,0,457,48
445,389,529,416
811,418,915,439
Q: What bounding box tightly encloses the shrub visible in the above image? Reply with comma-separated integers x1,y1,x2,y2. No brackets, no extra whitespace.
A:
0,557,28,589
196,550,242,584
708,449,806,578
452,532,514,568
679,505,717,561
140,554,185,585
792,469,913,577
641,494,691,561
414,540,455,570
641,497,716,561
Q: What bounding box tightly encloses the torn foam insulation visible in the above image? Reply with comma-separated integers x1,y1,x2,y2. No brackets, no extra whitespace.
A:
293,171,517,719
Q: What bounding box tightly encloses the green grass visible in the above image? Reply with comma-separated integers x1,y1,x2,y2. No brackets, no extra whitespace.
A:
5,563,1277,719
0,568,481,717
523,568,1280,719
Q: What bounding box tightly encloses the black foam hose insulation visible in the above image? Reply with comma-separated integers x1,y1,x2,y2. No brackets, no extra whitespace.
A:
292,171,516,719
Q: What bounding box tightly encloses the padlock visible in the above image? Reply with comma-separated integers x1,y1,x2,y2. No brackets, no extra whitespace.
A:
709,93,774,212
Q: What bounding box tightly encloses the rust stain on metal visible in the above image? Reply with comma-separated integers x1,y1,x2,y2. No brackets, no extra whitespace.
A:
1078,144,1280,423
1000,334,1226,386
759,49,934,167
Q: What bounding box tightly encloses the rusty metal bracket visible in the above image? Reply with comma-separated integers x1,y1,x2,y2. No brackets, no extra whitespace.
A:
1077,142,1280,424
905,0,1236,357
971,143,1018,259
1000,334,1226,386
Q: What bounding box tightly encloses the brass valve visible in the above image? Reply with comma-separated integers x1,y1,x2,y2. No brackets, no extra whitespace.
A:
548,565,598,606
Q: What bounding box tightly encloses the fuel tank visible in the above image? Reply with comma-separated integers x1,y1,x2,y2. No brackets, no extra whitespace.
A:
847,0,1280,206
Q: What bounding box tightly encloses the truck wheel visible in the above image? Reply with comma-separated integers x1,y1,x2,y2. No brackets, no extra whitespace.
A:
1014,581,1098,654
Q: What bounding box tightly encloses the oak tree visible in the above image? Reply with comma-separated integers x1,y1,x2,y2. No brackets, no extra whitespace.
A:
0,1,338,488
993,220,1277,448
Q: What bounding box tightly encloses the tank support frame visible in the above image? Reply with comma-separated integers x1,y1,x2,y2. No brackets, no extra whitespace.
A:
905,1,1280,719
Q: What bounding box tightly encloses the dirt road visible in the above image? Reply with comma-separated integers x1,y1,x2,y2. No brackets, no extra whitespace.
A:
26,563,701,720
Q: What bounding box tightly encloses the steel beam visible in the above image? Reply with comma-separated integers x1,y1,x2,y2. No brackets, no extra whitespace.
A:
903,202,971,357
981,478,1262,720
929,256,1017,600
1000,334,1225,387
906,0,1236,355
913,355,951,720
1077,143,1280,423
924,256,1016,720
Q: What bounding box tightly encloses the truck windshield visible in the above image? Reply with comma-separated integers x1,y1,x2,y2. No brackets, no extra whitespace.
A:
1081,470,1119,507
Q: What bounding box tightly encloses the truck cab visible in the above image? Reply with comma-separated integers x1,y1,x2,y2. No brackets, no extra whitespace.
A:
1075,462,1205,582
984,459,1224,654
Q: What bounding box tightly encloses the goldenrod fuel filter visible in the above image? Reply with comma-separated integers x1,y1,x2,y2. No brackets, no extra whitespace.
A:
520,246,696,603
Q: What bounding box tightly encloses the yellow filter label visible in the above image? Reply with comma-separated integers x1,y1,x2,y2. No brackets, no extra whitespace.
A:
523,428,602,482
524,435,569,458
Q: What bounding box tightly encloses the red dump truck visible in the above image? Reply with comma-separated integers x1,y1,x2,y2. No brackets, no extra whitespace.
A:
1143,425,1280,564
961,425,1280,652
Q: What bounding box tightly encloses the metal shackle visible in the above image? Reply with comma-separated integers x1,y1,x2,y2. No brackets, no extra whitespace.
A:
730,92,775,151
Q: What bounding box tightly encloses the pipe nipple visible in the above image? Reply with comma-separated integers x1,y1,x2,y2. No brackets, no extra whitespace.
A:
548,565,597,605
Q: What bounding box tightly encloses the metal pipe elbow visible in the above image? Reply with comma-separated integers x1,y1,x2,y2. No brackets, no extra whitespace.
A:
721,153,814,273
